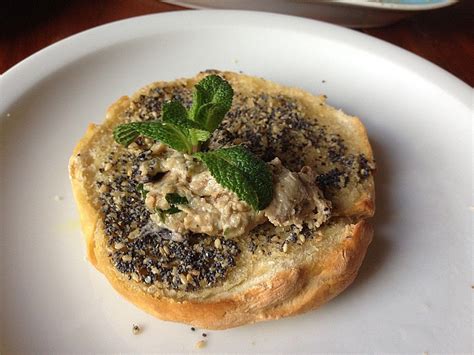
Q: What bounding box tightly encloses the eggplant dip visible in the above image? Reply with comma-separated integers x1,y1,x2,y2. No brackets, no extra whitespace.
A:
142,147,331,239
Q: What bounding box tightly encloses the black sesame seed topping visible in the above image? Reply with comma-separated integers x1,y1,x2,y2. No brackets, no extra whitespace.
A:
96,148,241,291
95,80,374,292
315,168,347,190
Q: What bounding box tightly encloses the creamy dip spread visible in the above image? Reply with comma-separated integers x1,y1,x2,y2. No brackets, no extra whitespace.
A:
143,144,264,238
264,158,331,229
141,144,331,239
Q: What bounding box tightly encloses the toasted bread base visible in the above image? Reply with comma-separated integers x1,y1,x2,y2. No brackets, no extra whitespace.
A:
69,71,374,329
95,221,372,329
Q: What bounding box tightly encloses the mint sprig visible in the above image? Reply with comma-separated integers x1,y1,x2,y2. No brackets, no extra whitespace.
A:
156,193,189,222
162,100,210,137
113,75,273,210
113,75,230,153
165,193,188,206
114,100,209,153
114,120,192,153
195,146,273,210
189,75,233,132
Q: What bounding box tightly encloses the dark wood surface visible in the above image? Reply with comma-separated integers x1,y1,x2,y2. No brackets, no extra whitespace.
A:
1,0,473,85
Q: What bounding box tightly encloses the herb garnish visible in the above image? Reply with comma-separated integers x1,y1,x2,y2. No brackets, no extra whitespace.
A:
156,193,189,221
194,146,272,210
165,193,189,206
114,75,229,154
114,75,273,210
136,183,148,199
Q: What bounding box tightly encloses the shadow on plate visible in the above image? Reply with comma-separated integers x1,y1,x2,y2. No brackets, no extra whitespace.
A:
331,136,395,301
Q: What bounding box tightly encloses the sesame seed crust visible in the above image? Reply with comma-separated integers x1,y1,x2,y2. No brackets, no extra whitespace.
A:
86,72,375,293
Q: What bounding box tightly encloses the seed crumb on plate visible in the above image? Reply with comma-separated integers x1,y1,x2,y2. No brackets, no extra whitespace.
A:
195,340,206,349
132,324,141,335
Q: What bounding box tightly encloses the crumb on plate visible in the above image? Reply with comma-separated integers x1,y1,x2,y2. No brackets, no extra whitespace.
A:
195,340,206,349
132,324,141,335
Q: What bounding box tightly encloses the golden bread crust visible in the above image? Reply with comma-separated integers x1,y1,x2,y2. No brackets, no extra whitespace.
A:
69,71,375,329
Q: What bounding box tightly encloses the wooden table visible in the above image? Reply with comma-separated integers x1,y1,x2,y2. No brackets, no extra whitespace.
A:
1,0,473,85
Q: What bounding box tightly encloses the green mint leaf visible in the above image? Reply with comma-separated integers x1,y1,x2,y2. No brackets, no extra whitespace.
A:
113,121,192,153
195,102,231,133
198,75,233,112
164,206,181,214
165,193,188,205
157,209,166,223
189,84,205,120
189,128,211,143
114,124,141,147
194,146,273,210
156,206,181,222
162,100,206,132
162,101,210,146
189,75,233,132
162,100,189,125
137,183,148,199
156,193,188,222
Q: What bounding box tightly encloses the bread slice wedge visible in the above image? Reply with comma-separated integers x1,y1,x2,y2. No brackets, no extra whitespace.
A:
69,71,375,329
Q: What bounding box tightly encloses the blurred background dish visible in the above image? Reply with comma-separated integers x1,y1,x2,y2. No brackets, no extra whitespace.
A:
163,0,458,27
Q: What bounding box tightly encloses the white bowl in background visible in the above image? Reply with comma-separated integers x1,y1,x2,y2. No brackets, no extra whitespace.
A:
163,0,459,27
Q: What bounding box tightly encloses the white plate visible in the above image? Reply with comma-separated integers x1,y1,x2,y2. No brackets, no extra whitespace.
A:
0,10,471,353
